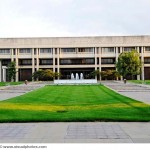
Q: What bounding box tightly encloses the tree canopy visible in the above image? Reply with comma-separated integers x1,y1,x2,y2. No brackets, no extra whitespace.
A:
116,50,141,78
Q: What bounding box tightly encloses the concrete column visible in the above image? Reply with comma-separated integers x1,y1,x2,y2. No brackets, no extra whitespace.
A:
57,48,60,79
137,47,140,80
2,67,7,82
53,48,55,73
115,47,119,80
99,47,102,80
36,48,39,71
11,48,14,62
120,47,123,53
15,48,19,82
141,46,145,80
95,47,97,80
32,48,35,81
0,60,2,82
137,47,140,53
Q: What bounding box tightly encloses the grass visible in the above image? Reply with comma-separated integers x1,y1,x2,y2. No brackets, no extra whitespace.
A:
0,82,23,86
128,80,150,85
0,85,150,122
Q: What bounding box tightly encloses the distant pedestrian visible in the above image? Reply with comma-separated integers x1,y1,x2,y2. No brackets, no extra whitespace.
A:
25,80,28,85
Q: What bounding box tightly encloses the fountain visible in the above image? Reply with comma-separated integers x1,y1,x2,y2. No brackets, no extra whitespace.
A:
80,73,83,80
75,73,79,80
54,72,97,84
71,73,75,80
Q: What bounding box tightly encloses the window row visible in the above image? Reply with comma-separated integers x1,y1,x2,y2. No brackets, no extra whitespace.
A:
0,49,10,54
60,58,95,65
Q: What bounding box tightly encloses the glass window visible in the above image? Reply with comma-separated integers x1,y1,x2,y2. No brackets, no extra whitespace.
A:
20,49,31,53
61,48,76,53
101,58,115,64
40,59,53,65
19,59,32,65
40,48,52,53
0,49,10,54
78,48,94,53
144,58,150,63
145,47,150,52
102,47,114,53
60,58,95,65
124,47,135,52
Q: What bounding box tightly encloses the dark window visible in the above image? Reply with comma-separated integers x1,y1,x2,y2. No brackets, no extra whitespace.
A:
78,48,94,53
20,48,31,53
39,59,53,65
40,48,52,53
2,60,11,66
19,59,32,65
102,47,114,53
60,58,95,65
145,47,150,52
61,48,76,53
101,58,115,64
124,47,135,52
144,58,150,64
0,49,10,54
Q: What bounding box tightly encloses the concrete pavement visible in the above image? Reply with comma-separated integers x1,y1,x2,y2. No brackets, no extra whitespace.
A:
0,122,150,143
101,81,150,104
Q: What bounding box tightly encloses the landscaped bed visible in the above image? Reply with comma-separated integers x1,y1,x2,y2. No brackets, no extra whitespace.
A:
0,85,149,122
0,82,23,86
129,80,150,85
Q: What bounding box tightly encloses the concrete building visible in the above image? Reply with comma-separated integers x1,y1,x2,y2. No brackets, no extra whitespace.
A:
0,35,150,82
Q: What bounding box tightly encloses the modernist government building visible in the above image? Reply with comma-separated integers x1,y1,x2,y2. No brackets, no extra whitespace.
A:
0,35,150,82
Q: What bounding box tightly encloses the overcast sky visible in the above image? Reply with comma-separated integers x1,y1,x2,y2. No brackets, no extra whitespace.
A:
0,0,150,37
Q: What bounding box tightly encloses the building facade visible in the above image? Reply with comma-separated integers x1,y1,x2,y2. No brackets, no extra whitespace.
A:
0,36,150,82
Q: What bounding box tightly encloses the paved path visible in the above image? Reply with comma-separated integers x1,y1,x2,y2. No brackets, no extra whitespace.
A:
0,82,49,101
101,81,150,104
0,122,150,143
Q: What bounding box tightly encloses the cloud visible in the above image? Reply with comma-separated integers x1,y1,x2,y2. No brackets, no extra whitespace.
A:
0,0,150,37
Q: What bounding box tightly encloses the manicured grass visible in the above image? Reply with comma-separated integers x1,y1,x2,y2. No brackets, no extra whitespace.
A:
0,82,23,86
0,85,150,122
129,80,150,85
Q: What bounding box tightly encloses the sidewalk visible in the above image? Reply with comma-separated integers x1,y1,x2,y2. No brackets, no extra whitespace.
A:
0,82,46,101
101,81,150,104
0,122,150,143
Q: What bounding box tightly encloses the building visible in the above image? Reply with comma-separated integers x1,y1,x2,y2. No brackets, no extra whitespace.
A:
0,36,150,82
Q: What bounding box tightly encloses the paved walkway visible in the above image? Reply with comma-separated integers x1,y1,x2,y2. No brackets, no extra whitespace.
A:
101,81,150,104
0,82,49,101
0,122,150,143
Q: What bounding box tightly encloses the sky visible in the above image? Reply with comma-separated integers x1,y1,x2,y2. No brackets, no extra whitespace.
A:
0,0,150,37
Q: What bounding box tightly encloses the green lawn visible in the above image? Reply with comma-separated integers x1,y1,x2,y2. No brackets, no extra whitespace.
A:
0,82,23,86
0,85,150,122
129,80,150,85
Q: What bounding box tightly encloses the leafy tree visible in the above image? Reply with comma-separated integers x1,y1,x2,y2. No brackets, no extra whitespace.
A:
116,50,141,79
7,61,17,81
32,69,60,81
32,69,44,80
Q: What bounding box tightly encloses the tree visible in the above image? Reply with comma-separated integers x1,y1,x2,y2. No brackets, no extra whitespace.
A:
116,50,141,79
7,61,17,82
32,69,60,81
32,69,44,81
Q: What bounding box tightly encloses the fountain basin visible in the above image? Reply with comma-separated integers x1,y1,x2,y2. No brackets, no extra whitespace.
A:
54,79,97,84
